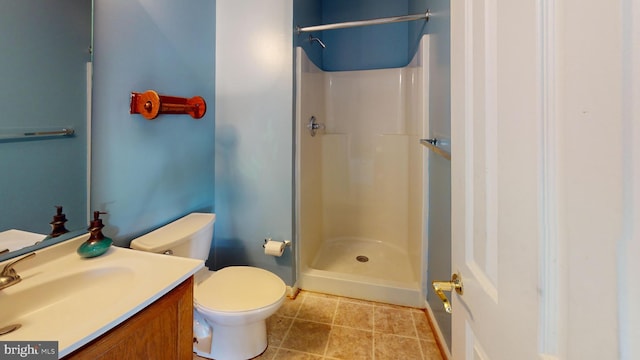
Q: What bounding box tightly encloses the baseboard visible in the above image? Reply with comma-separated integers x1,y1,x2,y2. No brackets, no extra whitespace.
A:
287,284,300,299
424,300,452,360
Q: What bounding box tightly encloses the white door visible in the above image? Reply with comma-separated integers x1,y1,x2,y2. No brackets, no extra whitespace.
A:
449,0,541,358
447,0,639,359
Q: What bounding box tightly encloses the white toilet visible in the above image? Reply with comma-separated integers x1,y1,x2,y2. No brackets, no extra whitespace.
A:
130,213,286,360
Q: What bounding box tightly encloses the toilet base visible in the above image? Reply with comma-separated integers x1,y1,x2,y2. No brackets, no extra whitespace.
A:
194,319,268,360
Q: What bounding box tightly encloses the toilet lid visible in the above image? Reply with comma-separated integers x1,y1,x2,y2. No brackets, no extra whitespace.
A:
195,266,286,312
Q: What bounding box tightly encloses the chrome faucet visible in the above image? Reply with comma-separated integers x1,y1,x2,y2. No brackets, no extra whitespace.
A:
0,252,35,290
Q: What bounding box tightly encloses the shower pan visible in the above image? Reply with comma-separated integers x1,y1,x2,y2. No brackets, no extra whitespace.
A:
295,36,430,308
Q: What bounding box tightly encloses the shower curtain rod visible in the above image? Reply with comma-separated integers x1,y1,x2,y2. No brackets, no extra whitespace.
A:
296,11,430,34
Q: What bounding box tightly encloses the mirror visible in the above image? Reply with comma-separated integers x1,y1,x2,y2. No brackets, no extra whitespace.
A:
0,1,93,261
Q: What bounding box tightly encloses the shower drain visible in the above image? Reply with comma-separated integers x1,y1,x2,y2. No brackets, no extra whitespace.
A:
356,255,369,263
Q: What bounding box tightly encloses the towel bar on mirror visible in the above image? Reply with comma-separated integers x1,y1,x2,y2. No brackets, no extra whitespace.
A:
0,128,75,141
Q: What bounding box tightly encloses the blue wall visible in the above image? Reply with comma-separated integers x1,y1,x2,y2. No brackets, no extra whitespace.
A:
294,0,428,71
0,0,91,234
409,0,430,62
321,0,409,71
294,0,323,68
91,0,216,249
423,0,452,349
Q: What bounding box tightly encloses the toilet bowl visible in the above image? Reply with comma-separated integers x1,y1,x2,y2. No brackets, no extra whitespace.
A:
194,266,285,359
129,213,286,360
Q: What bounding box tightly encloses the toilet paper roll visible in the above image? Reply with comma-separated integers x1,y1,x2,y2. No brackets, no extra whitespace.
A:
264,240,285,257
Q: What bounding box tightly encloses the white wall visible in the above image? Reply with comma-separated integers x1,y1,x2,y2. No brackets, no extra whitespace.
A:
558,0,626,357
214,0,294,282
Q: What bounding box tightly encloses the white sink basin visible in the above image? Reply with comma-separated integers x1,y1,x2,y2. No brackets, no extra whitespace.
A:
0,234,203,357
0,265,134,327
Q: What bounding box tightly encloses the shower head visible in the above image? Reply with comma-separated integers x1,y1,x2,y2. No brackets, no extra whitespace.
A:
308,35,326,49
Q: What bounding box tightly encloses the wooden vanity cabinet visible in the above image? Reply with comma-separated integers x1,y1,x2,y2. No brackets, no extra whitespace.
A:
65,276,194,360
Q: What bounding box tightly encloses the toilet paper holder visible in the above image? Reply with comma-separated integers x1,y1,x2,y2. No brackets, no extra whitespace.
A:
262,238,292,248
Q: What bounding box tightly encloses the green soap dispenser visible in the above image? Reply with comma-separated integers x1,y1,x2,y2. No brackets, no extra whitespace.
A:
77,211,113,258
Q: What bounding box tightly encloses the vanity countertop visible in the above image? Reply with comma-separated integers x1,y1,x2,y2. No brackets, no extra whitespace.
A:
0,234,203,357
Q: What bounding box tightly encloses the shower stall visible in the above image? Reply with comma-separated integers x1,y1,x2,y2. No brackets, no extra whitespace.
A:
295,31,430,307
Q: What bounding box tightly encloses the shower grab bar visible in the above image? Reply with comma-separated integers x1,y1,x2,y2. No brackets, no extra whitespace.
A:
420,138,451,161
0,128,75,141
296,11,430,34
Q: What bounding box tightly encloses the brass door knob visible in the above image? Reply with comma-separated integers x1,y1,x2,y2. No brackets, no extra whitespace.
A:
432,273,463,314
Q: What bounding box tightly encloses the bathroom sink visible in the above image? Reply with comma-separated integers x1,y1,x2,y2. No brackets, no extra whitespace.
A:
0,266,134,336
0,234,203,357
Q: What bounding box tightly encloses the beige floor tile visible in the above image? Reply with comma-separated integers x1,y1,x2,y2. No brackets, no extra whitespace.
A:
296,294,339,324
193,346,277,360
333,300,374,330
376,302,415,311
277,296,304,318
267,315,294,347
421,339,445,360
412,310,436,341
374,333,424,360
335,295,377,305
273,348,324,360
300,290,338,299
324,326,373,360
194,291,446,360
280,319,332,355
374,306,418,337
252,345,278,360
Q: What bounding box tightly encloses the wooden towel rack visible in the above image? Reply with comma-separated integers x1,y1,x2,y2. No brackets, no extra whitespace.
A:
130,90,206,120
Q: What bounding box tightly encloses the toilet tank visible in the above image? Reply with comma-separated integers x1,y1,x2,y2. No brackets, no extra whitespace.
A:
130,213,215,261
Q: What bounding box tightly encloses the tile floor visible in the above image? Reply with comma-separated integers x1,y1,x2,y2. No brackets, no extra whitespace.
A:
194,290,445,360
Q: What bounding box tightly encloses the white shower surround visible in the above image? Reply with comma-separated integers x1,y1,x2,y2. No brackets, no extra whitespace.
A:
296,36,429,307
